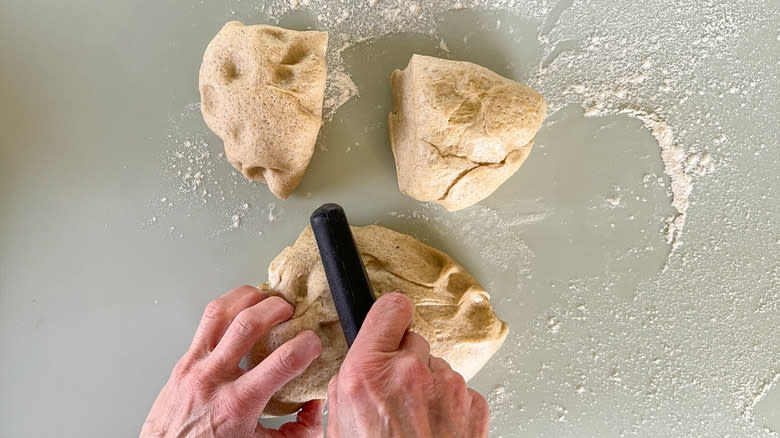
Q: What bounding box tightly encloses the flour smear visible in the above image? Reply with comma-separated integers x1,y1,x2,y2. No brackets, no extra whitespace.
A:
248,0,740,253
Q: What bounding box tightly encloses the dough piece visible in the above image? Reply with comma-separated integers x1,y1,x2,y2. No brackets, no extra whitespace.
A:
199,22,327,199
388,54,546,211
249,224,508,416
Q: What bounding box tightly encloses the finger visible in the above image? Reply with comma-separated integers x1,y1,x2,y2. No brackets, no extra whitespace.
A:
191,286,266,353
439,366,470,422
350,292,414,354
399,331,430,360
326,373,339,407
429,356,469,425
325,375,339,438
233,330,322,416
466,389,489,438
275,399,325,438
428,355,453,373
208,296,294,369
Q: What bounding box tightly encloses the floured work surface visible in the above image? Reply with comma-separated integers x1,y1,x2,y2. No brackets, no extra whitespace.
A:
0,1,777,437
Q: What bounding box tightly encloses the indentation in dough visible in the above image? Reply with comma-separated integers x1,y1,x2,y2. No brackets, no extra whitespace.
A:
221,58,240,81
245,166,267,182
463,74,492,93
446,272,472,295
230,124,243,142
201,84,217,115
273,65,295,86
198,22,327,199
280,42,309,65
262,27,285,40
448,98,482,125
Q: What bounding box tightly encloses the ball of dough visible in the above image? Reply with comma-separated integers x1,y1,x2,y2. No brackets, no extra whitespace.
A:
199,22,328,199
248,224,509,416
388,54,546,211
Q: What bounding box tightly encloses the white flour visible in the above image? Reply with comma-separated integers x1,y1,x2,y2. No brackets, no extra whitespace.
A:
249,0,746,254
388,204,545,273
155,103,286,236
323,69,359,121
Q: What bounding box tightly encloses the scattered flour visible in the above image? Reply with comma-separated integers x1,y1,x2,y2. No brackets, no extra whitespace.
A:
743,372,780,422
387,203,545,273
625,110,687,248
247,0,742,254
153,103,284,238
323,69,359,121
265,202,281,222
153,2,778,436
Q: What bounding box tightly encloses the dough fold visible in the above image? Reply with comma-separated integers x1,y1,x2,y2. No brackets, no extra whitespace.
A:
389,54,546,211
249,224,509,416
199,21,327,199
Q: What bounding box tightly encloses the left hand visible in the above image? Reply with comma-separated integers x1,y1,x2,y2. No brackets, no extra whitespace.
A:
139,285,324,438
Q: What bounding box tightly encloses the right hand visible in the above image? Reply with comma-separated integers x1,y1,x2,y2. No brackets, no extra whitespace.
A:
326,292,489,438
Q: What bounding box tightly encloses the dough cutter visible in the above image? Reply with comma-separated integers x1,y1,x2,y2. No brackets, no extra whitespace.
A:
310,203,376,347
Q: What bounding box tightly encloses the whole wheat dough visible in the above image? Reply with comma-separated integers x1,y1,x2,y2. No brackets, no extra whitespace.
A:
388,54,546,211
248,224,508,416
199,22,327,199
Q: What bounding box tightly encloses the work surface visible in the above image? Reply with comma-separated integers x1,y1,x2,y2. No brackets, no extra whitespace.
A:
1,1,778,437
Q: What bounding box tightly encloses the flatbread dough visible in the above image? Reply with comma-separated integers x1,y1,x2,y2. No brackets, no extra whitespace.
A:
199,22,327,199
249,224,509,416
388,54,546,211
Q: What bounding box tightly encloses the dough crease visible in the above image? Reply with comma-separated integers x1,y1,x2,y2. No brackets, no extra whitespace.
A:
249,224,509,416
389,54,546,211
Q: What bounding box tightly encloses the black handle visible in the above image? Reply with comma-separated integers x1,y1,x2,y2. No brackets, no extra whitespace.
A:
310,203,375,347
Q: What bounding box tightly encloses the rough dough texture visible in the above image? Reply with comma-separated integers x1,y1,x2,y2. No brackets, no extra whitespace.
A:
249,224,509,416
199,22,327,199
388,54,546,211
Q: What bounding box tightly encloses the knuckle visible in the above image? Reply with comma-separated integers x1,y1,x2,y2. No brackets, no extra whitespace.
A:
266,295,294,314
469,389,489,413
381,292,412,309
184,371,216,398
231,313,258,338
340,374,367,399
219,388,249,421
449,377,470,409
444,369,467,387
395,354,430,383
434,355,453,371
170,366,188,386
203,300,227,321
397,353,426,372
172,352,197,375
233,284,261,295
272,346,304,379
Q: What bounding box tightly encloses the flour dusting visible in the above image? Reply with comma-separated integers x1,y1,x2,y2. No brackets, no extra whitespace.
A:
152,2,779,436
152,103,282,237
323,69,359,120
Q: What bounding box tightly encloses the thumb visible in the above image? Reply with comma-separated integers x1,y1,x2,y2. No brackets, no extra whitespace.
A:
350,292,414,354
275,399,325,438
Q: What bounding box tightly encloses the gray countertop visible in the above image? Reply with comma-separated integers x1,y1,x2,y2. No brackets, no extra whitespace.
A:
1,1,778,437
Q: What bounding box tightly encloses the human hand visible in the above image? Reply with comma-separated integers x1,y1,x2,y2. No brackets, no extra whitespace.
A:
139,286,324,438
326,292,489,438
